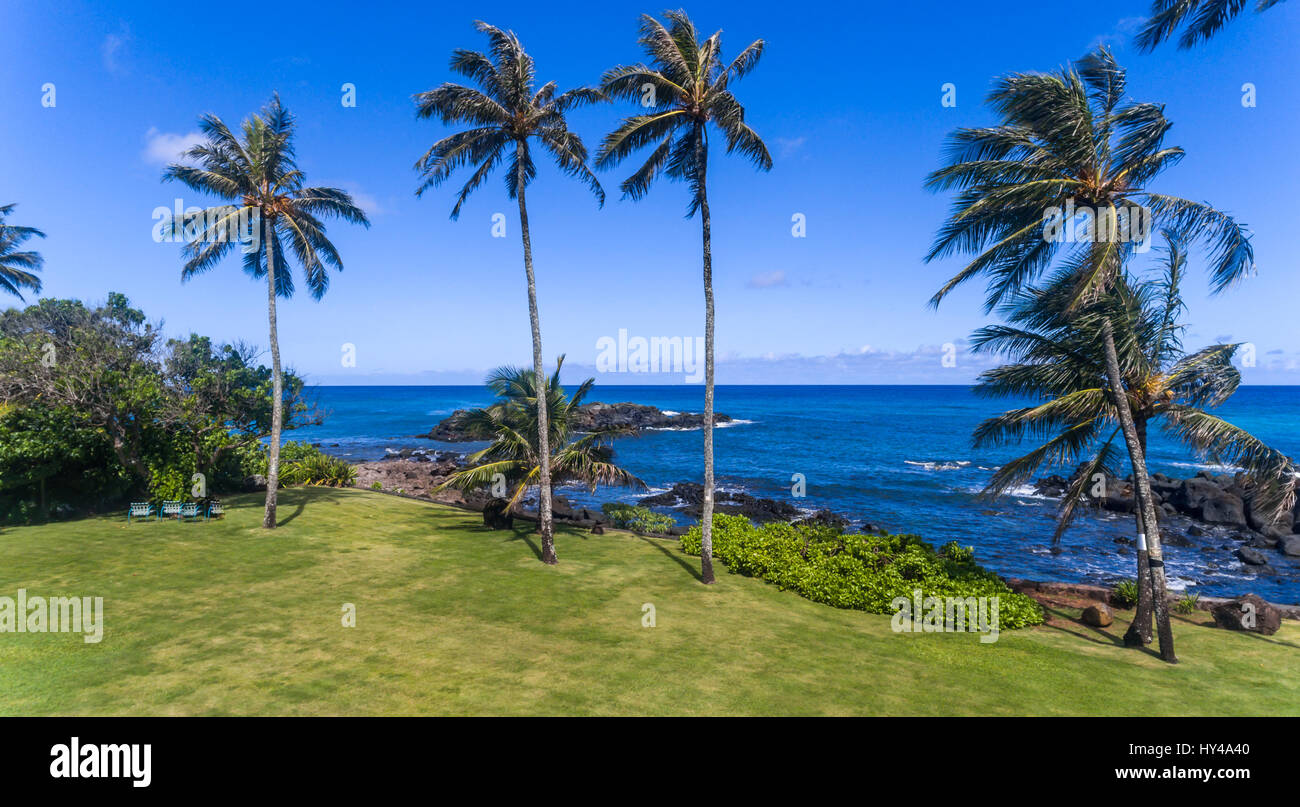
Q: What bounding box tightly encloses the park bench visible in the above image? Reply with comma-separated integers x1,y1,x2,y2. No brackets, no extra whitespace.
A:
160,500,182,520
127,502,153,522
206,500,225,520
179,502,202,521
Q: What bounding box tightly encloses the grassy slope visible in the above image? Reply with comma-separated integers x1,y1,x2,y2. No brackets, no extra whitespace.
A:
1,487,1296,716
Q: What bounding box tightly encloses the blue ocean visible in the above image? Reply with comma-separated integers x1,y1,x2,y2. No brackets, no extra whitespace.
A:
294,384,1300,603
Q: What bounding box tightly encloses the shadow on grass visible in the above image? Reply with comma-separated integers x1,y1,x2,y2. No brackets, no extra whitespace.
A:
1039,606,1162,658
1172,612,1300,650
508,527,544,562
637,535,703,583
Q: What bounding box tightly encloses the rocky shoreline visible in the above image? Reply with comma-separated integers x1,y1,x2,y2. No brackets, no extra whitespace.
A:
1032,467,1300,573
416,401,733,442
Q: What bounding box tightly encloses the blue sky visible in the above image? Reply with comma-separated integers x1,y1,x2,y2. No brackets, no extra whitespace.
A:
2,0,1297,385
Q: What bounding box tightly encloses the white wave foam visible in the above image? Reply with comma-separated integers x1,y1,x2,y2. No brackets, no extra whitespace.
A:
904,460,971,472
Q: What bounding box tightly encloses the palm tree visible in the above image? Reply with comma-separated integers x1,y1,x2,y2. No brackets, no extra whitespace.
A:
924,48,1254,662
1137,0,1287,50
437,357,646,509
595,10,771,584
413,21,605,565
972,237,1294,645
0,204,45,300
163,94,370,529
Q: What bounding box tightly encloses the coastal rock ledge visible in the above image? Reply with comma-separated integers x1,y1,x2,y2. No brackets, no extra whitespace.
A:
419,402,733,442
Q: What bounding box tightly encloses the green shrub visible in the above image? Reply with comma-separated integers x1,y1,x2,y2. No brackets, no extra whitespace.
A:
1113,579,1139,608
370,481,383,491
679,514,1043,630
602,502,676,534
1175,590,1200,614
282,452,356,487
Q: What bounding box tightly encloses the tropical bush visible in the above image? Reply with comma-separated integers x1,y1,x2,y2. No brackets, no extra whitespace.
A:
680,514,1043,630
1113,579,1140,608
283,453,356,488
602,503,675,534
251,442,355,487
1175,590,1201,615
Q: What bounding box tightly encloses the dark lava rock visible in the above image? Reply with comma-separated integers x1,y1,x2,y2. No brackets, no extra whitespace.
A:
1210,593,1282,635
482,498,514,530
1236,547,1268,566
423,401,733,442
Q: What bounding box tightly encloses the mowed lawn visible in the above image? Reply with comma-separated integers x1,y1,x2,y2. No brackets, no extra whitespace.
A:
1,487,1297,716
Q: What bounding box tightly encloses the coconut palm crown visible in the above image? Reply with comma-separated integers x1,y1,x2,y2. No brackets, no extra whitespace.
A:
1137,0,1287,51
437,357,646,506
973,234,1296,542
0,204,45,300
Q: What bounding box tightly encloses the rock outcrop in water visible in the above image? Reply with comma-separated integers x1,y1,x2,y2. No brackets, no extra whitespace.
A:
419,402,732,442
1031,466,1300,576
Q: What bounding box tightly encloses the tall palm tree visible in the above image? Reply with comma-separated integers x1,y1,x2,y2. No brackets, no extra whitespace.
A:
437,357,646,507
163,94,370,529
1137,0,1287,50
414,21,605,565
972,238,1294,645
924,48,1254,662
0,204,45,300
596,10,771,584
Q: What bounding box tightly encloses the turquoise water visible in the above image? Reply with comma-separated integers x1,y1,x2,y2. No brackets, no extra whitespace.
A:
294,384,1300,602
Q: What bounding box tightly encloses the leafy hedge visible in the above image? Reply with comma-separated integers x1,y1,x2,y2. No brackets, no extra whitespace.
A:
602,502,676,534
680,514,1043,630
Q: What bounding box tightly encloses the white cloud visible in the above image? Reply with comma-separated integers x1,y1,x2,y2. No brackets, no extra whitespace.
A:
747,270,788,289
142,128,205,166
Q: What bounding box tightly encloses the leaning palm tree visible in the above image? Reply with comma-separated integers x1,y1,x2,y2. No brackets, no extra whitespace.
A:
413,21,604,565
1137,0,1287,50
0,204,45,300
163,94,370,529
972,239,1294,646
924,47,1254,662
437,357,646,509
596,10,771,584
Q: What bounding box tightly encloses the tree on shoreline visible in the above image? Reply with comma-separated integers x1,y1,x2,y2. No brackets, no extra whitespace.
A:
413,21,605,565
436,358,646,510
1137,0,1287,50
0,204,44,300
163,94,369,529
972,235,1294,645
596,10,772,584
925,48,1255,662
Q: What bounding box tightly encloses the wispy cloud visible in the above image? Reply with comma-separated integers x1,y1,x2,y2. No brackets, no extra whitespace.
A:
1090,16,1146,50
774,136,807,159
101,25,132,73
142,128,204,166
747,269,788,289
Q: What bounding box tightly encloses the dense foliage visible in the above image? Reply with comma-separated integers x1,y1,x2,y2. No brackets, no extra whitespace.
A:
602,502,675,534
680,514,1044,629
0,294,315,522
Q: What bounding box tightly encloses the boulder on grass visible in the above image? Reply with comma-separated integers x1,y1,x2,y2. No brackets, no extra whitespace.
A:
1082,603,1113,627
483,498,514,530
1210,593,1281,635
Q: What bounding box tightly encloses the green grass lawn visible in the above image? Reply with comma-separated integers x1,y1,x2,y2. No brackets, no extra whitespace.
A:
1,486,1297,715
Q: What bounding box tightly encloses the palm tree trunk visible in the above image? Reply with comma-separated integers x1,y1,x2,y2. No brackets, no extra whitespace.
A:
262,214,282,530
516,153,555,565
1100,319,1175,662
1124,418,1155,646
695,130,716,585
